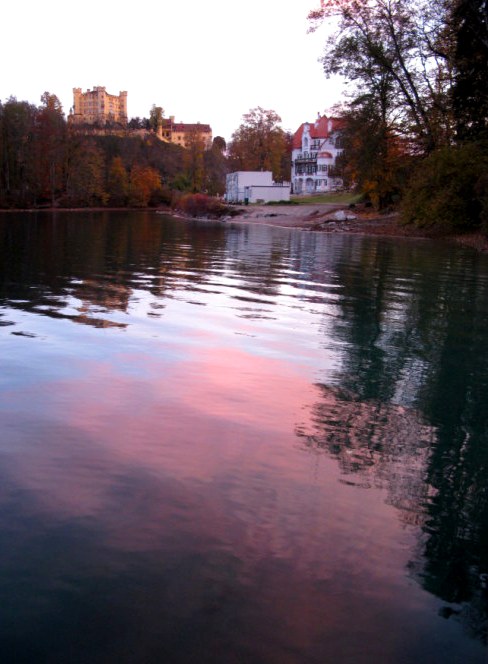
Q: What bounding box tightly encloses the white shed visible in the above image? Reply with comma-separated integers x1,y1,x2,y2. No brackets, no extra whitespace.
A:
225,171,290,204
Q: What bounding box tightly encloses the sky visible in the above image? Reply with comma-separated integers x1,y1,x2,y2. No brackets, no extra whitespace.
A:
1,0,344,142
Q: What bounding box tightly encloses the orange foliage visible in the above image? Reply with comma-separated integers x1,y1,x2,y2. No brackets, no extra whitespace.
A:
129,165,162,207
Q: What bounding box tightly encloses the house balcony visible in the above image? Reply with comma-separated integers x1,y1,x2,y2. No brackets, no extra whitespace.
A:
294,152,318,163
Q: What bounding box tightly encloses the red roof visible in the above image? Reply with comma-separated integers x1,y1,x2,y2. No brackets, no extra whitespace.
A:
161,119,212,133
292,115,343,149
173,123,212,133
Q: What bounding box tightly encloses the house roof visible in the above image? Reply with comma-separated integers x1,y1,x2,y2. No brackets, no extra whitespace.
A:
292,115,343,149
160,119,212,133
172,123,212,133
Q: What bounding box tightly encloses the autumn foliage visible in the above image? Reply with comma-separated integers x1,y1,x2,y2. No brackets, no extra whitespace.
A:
0,93,229,209
172,193,234,219
128,165,162,207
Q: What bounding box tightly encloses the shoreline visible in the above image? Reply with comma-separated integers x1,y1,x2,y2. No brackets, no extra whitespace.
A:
223,203,488,252
2,203,487,253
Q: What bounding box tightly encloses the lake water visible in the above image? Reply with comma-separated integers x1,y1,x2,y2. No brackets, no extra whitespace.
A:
0,211,487,663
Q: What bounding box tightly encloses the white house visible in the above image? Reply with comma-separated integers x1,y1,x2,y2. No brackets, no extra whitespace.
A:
225,171,291,204
291,115,344,195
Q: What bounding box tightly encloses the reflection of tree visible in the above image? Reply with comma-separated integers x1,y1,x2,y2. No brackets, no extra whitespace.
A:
0,212,228,328
296,384,435,526
412,256,488,643
302,238,488,641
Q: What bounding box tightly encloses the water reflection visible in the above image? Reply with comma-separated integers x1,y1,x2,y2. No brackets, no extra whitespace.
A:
298,237,488,644
0,212,487,661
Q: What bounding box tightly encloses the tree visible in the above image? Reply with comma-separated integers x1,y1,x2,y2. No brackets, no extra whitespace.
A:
212,136,226,153
107,156,129,206
129,164,162,206
34,92,67,206
183,126,206,192
204,136,229,196
128,117,145,130
66,140,107,206
308,0,454,154
149,104,164,132
228,107,289,180
40,91,63,114
333,95,413,208
0,97,37,207
401,141,488,231
451,0,488,140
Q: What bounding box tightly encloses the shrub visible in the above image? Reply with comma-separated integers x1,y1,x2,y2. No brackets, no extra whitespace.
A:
265,200,299,206
401,142,488,233
172,193,235,219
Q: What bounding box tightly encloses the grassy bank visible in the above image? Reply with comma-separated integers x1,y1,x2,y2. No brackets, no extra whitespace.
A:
291,192,363,205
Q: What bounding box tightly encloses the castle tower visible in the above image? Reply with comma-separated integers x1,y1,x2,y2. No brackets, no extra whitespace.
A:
69,87,128,126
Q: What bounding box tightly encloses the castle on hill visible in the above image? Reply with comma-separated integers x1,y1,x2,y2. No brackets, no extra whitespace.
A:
68,86,212,149
70,86,128,125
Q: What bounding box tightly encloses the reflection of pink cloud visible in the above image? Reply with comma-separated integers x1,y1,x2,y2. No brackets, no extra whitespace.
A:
3,344,320,529
2,345,420,563
174,346,310,429
28,346,317,476
3,345,407,563
1,347,435,660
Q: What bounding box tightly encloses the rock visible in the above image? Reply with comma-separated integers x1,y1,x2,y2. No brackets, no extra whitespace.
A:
321,210,358,223
333,210,357,221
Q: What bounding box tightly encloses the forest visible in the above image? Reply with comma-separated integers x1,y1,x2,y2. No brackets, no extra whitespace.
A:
0,92,232,210
0,93,292,212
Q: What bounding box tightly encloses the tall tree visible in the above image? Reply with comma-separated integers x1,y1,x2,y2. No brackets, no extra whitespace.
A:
0,97,37,207
66,140,107,206
308,0,454,154
34,92,67,206
107,156,129,206
228,107,288,180
451,0,488,140
149,105,164,132
184,127,206,192
336,98,411,208
204,136,229,195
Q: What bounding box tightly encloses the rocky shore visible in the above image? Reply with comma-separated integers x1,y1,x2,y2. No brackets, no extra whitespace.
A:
226,203,488,252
